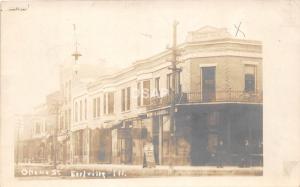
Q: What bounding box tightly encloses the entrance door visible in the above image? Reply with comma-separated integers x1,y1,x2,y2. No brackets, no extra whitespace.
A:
202,67,216,102
120,138,132,164
189,114,209,166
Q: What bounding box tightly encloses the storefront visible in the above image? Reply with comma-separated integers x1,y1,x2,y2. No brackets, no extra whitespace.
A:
176,103,263,166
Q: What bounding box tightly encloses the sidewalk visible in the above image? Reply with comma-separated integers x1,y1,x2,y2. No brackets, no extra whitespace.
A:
16,163,263,177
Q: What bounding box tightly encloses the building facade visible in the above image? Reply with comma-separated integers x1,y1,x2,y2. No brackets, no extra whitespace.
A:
16,26,263,167
16,91,61,163
58,61,116,164
70,26,263,166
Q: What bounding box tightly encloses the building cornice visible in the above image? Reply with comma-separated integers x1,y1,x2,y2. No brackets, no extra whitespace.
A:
87,38,262,91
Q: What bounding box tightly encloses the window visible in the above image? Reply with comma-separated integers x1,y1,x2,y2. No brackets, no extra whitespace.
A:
121,87,131,111
93,98,96,118
103,92,114,114
121,89,126,111
97,97,100,117
155,77,160,97
84,99,87,120
80,100,82,121
143,80,150,105
245,65,256,93
201,66,216,102
175,71,181,93
103,93,107,114
127,87,131,110
167,73,172,94
167,72,180,94
137,82,141,106
108,92,114,114
75,102,78,122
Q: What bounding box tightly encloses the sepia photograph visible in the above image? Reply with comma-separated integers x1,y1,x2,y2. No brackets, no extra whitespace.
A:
0,0,299,186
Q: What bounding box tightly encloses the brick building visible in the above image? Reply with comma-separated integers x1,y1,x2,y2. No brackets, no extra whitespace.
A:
69,26,263,166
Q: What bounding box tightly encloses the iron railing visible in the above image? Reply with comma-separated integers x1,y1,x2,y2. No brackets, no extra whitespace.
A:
147,90,263,110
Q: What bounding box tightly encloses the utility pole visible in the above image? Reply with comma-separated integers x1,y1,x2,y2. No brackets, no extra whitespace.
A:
168,20,180,169
72,24,81,77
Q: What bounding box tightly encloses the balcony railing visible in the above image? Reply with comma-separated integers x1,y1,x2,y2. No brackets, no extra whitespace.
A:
147,90,263,110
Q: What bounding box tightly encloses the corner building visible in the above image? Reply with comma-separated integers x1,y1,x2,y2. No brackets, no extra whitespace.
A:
70,26,263,166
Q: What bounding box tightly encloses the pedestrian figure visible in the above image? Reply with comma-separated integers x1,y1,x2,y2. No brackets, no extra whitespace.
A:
240,139,249,167
216,140,225,168
142,152,147,168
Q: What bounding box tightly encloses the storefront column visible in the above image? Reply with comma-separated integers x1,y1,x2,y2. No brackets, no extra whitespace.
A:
159,116,163,165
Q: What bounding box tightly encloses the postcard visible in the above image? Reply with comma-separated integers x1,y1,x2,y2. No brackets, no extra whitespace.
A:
1,1,299,187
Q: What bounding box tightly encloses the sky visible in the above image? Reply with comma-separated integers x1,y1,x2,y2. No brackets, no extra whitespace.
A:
1,0,300,115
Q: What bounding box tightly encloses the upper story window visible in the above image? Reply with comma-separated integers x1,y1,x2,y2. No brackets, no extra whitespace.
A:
121,89,126,111
97,97,100,117
167,72,181,94
143,80,150,105
93,97,101,118
244,65,256,93
108,92,114,114
201,66,216,102
167,73,172,94
104,92,114,115
103,93,107,114
121,87,131,112
155,77,160,97
137,82,141,107
127,87,131,110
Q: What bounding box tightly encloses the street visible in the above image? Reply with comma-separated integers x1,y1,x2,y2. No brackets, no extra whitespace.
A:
15,163,263,179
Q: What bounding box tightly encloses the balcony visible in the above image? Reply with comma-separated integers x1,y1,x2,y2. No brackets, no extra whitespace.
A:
147,90,263,110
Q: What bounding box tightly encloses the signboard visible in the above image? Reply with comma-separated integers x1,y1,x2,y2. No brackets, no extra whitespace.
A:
143,143,156,168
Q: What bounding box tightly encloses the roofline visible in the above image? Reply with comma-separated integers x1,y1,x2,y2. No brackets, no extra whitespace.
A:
88,37,262,89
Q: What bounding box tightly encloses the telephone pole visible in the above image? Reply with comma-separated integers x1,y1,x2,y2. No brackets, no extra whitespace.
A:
168,20,180,168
